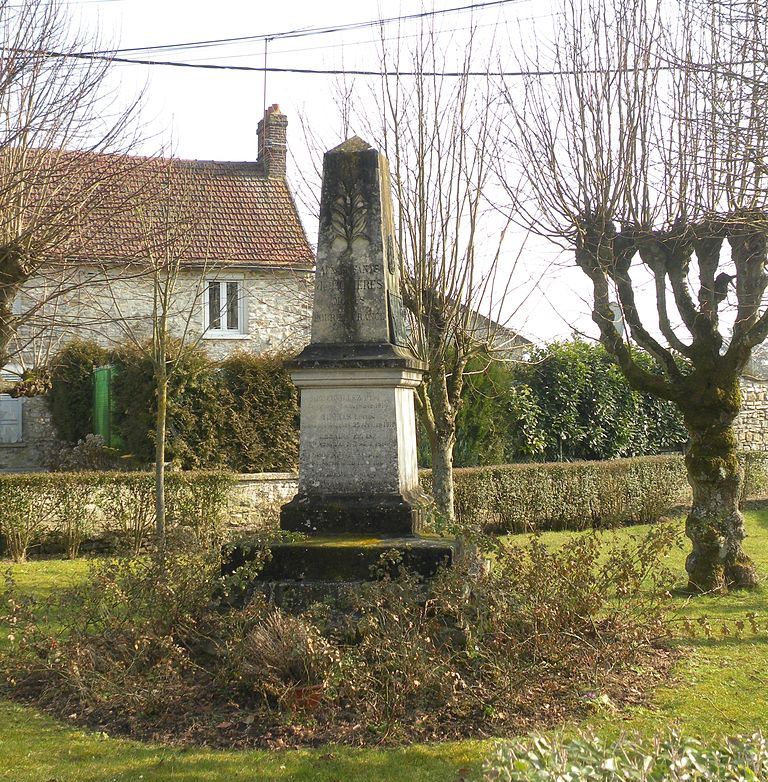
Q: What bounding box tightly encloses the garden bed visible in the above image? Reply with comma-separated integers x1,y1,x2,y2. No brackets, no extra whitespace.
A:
0,525,678,749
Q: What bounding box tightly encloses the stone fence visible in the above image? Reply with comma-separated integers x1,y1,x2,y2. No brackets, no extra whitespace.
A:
229,472,298,530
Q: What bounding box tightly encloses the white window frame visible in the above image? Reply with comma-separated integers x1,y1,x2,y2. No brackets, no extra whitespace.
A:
202,277,248,339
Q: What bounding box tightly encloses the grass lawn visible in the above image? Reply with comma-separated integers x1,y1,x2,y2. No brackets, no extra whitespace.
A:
0,512,766,781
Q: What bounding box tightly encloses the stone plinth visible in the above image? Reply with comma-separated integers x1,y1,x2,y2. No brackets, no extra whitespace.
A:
224,533,459,611
227,535,458,583
281,365,426,534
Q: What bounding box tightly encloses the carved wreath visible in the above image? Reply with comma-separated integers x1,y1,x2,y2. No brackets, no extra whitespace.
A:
330,181,368,247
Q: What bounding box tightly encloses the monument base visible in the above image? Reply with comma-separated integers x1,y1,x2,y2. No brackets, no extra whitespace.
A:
280,490,429,535
223,534,460,609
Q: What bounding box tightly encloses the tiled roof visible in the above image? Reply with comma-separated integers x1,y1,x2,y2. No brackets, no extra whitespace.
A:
46,152,315,269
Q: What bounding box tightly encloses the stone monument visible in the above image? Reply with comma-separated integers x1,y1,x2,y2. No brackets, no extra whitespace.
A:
281,136,427,536
234,137,457,592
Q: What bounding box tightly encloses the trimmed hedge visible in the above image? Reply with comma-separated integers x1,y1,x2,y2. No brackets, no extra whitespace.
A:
48,341,299,473
421,452,768,533
0,470,234,561
47,340,111,444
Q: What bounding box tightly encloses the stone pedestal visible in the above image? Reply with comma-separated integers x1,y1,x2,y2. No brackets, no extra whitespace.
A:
281,362,427,535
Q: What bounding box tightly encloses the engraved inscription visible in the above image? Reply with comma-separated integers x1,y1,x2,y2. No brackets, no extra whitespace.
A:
300,390,399,491
315,276,384,292
314,310,379,323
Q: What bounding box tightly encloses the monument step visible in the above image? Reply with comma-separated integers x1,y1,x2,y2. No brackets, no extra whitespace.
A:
224,534,459,583
280,492,429,535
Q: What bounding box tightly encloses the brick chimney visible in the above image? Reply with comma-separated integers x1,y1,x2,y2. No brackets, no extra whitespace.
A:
257,104,288,178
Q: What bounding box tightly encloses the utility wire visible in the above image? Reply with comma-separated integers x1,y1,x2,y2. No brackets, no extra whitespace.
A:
83,0,529,56
183,14,555,63
43,47,683,77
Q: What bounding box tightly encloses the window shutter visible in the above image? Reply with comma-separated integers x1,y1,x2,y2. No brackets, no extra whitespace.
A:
93,366,113,446
0,395,23,444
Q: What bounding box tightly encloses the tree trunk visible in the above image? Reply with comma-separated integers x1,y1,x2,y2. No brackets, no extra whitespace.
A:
0,300,14,372
430,432,455,524
682,387,758,592
155,372,168,544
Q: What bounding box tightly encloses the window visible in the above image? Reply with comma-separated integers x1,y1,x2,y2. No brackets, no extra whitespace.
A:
203,279,246,337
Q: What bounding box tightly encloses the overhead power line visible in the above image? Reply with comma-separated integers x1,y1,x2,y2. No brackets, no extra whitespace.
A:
46,48,681,78
83,0,528,56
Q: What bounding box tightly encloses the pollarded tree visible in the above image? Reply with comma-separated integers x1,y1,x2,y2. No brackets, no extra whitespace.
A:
503,0,768,591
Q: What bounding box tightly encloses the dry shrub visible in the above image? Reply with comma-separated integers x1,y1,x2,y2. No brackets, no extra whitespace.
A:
0,524,677,747
227,610,337,702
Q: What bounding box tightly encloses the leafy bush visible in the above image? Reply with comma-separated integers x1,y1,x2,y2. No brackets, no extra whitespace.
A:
48,473,100,559
48,339,300,472
47,340,111,444
483,729,768,781
95,470,234,554
453,359,545,467
97,473,156,554
518,340,688,461
0,474,57,561
165,470,234,549
0,471,234,558
219,351,299,472
425,451,768,534
741,451,768,502
0,526,676,747
443,341,688,468
112,341,228,469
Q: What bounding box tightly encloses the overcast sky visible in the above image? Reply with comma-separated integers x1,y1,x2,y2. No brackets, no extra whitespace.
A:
71,0,592,343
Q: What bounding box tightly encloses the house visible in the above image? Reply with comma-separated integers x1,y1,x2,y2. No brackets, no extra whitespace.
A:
0,105,315,469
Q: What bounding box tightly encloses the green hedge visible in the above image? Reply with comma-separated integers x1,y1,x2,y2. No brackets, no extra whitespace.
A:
0,470,234,561
421,452,768,533
428,342,688,468
47,340,111,444
112,342,227,468
48,340,300,473
219,352,299,472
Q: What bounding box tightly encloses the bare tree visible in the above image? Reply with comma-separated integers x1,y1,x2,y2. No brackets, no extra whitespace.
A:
503,0,768,591
292,27,528,525
0,0,142,383
377,26,520,524
97,159,213,541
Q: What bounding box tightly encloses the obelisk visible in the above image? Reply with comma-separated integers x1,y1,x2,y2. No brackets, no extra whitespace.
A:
281,137,429,535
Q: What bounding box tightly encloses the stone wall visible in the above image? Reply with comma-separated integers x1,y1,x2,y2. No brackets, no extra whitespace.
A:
0,396,58,471
11,266,312,365
735,377,768,452
229,472,298,530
